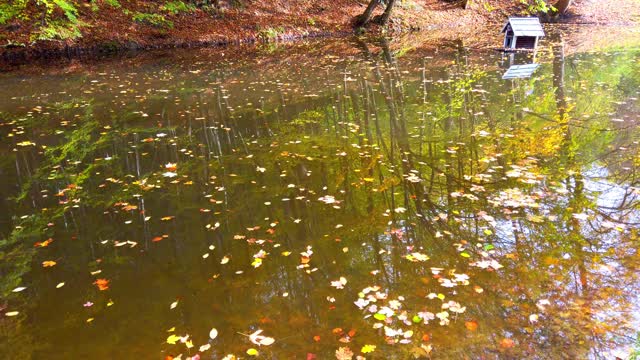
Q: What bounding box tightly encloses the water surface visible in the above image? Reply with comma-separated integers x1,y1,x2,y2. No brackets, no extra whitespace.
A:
1,28,640,359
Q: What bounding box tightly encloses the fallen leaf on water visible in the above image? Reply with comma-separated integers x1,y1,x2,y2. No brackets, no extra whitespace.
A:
500,338,515,348
93,278,110,291
34,238,54,247
167,334,181,345
361,344,376,353
249,329,275,346
5,311,19,317
331,277,347,289
12,287,27,293
165,163,177,171
42,260,57,267
335,346,354,360
170,301,179,309
246,348,258,356
209,328,218,340
465,320,478,331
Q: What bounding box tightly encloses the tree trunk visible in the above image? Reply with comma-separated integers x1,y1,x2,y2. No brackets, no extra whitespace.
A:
356,0,379,27
379,0,397,26
554,0,573,14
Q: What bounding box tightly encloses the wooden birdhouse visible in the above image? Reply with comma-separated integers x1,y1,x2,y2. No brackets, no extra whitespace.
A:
502,17,545,50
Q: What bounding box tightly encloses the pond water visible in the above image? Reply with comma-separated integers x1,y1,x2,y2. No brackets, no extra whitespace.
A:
1,27,640,359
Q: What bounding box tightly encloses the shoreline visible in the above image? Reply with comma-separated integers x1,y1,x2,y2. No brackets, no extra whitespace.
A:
1,0,639,69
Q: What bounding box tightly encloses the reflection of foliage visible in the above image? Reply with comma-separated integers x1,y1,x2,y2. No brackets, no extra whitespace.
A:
1,39,639,358
631,333,640,360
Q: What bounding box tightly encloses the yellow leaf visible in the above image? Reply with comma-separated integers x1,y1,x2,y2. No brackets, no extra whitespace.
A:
167,334,181,345
361,344,376,353
246,348,259,356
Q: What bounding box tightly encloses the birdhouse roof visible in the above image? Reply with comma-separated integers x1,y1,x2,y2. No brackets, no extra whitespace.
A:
502,64,541,79
502,17,545,37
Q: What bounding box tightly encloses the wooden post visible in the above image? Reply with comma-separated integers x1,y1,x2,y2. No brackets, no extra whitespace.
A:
512,36,518,49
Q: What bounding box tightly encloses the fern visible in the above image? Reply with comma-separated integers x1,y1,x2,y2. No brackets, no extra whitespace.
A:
0,0,28,24
53,0,79,22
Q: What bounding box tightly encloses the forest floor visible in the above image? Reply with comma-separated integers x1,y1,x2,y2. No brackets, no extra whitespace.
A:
1,0,639,63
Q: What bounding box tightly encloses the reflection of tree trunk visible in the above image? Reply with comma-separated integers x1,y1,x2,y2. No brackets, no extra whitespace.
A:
552,35,567,122
555,30,591,357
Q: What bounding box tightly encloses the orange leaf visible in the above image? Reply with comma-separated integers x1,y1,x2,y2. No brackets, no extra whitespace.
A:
94,278,110,291
165,163,177,171
313,335,321,342
42,260,57,267
152,236,164,242
35,238,54,247
500,338,515,349
332,327,343,335
347,329,356,337
465,320,478,331
422,334,430,342
300,256,311,264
